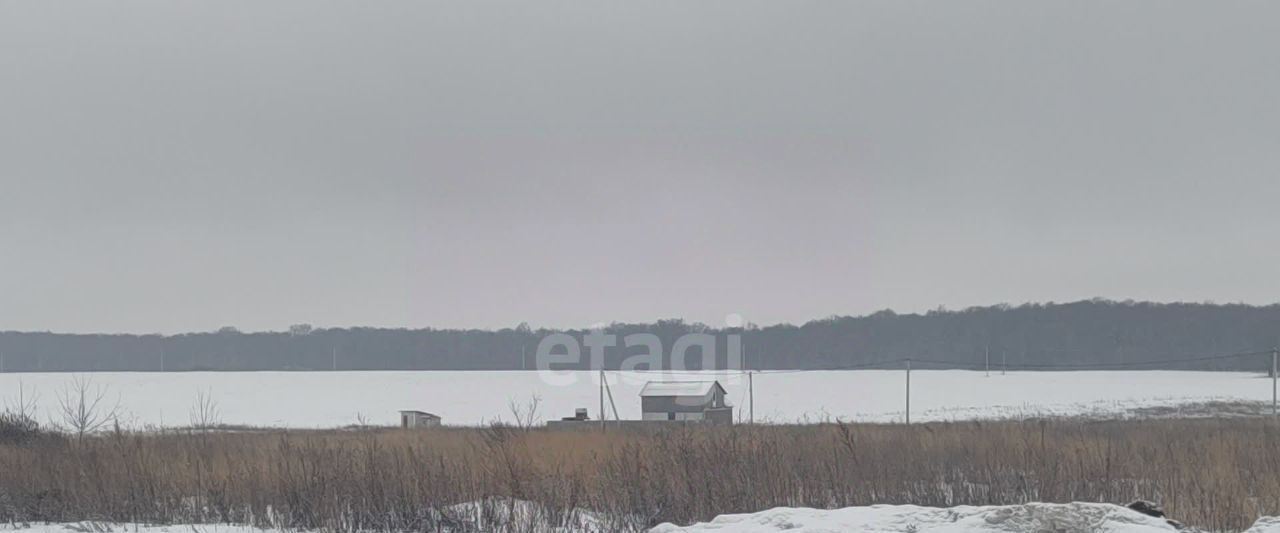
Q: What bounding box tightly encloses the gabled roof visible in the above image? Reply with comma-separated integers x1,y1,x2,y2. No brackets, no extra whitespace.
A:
640,381,726,398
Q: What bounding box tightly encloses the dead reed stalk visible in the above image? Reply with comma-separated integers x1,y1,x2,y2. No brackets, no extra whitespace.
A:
0,419,1277,531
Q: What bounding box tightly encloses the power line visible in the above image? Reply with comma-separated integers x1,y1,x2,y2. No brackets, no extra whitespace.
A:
756,359,908,374
629,369,750,376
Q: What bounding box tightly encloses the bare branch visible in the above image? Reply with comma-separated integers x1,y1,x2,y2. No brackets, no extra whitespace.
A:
507,394,542,431
3,380,39,420
55,376,121,440
188,389,221,431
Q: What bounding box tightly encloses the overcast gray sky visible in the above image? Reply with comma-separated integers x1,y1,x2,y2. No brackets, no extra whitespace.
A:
2,1,1278,334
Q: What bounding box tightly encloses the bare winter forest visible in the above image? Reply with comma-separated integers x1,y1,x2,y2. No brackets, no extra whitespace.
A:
4,301,1280,372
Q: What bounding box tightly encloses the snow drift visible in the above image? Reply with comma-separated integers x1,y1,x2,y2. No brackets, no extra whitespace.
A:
653,502,1276,533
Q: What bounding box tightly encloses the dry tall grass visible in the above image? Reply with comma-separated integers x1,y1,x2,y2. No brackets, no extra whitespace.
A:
1,419,1279,531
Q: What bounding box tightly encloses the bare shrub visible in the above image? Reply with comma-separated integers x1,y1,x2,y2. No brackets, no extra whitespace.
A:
188,389,221,431
52,376,120,440
508,394,542,431
3,381,38,421
0,411,42,446
0,381,48,446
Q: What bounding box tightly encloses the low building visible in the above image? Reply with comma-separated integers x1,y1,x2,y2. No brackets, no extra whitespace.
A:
640,381,733,425
399,410,441,428
561,407,590,421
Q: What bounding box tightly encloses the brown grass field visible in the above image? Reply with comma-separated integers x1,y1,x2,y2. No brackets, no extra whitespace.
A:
2,418,1280,531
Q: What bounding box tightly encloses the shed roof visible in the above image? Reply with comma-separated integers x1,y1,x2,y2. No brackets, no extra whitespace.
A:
399,410,440,418
640,381,725,397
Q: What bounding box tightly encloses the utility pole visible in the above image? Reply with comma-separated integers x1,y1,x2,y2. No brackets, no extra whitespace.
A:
599,369,606,432
1272,348,1277,417
160,348,165,372
521,345,527,370
905,358,912,426
603,372,620,421
1001,349,1007,376
985,344,990,377
746,341,755,424
332,346,338,371
1,350,5,373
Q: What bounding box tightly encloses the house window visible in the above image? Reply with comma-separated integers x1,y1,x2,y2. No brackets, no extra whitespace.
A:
667,412,675,421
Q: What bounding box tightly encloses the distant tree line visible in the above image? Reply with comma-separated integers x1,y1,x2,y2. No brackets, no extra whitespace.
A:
1,300,1278,373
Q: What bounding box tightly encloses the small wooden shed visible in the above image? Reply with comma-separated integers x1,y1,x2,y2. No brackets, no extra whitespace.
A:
399,410,442,429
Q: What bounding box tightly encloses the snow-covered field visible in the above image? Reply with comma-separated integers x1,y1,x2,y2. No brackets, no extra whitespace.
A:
4,503,1280,532
0,370,1274,428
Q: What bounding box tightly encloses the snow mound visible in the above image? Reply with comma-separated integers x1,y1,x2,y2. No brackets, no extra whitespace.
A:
1246,517,1280,533
435,497,609,531
650,502,1180,533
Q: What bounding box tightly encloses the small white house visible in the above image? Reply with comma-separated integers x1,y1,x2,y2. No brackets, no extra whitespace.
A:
639,381,733,424
399,410,442,428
